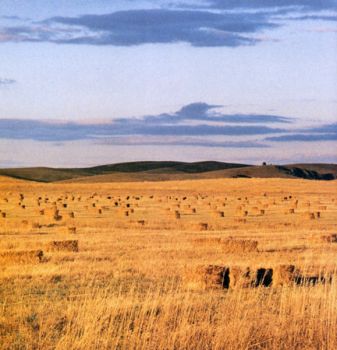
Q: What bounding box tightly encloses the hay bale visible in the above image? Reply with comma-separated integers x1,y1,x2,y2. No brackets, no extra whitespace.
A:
193,237,221,244
195,223,209,231
0,250,44,264
221,239,258,253
321,234,337,243
304,212,315,220
230,266,254,289
254,268,273,287
195,265,230,289
68,226,77,234
273,265,300,286
52,209,62,221
47,240,79,252
234,218,247,223
294,270,329,286
54,213,62,221
31,222,41,229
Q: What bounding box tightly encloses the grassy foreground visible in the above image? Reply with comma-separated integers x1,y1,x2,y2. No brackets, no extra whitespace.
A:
0,177,336,349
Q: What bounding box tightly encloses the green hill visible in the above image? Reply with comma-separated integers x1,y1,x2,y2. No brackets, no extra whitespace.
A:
0,161,248,182
0,161,335,183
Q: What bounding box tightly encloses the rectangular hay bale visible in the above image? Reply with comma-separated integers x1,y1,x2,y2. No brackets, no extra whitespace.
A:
47,240,79,252
0,250,44,264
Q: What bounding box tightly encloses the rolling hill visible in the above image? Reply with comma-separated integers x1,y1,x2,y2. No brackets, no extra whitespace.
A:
0,161,248,183
0,161,336,183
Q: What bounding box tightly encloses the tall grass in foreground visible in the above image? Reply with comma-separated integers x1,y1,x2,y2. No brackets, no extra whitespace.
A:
1,178,336,349
2,277,337,350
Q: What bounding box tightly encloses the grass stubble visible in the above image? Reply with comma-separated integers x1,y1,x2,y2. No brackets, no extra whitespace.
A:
0,176,336,349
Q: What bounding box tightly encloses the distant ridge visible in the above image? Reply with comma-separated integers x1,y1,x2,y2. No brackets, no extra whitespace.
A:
0,161,336,183
89,161,249,174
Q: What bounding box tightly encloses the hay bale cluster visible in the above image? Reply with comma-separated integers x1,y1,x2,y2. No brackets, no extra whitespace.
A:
195,263,331,290
321,234,337,243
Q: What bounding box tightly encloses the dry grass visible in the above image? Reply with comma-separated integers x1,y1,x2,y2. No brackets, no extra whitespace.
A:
0,177,336,349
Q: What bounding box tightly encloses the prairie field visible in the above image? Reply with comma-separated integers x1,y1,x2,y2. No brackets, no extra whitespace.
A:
0,176,337,350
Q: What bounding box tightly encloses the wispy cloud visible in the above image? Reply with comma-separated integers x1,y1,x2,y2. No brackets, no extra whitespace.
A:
0,10,278,47
0,102,292,144
266,133,337,141
115,103,294,125
0,15,31,21
307,27,337,33
96,136,268,148
0,78,16,86
0,0,336,48
265,122,337,142
0,102,335,149
290,15,337,21
205,0,337,10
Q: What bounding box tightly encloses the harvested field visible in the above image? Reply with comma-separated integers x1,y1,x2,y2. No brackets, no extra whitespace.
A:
0,177,336,349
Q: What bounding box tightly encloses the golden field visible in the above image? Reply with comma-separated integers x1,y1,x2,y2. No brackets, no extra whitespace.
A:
0,176,336,350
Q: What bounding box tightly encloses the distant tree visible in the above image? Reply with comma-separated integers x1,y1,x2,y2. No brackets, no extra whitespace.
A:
262,162,267,166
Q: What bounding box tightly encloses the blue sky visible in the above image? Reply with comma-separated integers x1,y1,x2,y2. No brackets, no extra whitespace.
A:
0,0,336,167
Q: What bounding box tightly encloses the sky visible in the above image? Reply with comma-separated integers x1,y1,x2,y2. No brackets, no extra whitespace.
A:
0,0,336,167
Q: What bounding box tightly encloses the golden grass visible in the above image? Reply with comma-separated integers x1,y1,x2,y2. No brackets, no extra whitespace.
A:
0,177,336,349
